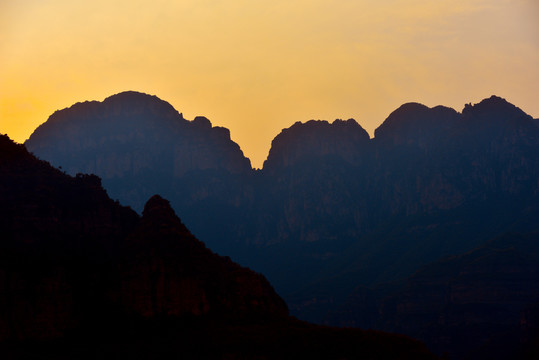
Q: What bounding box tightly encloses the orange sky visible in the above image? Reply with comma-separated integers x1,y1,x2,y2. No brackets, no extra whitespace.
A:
1,0,538,168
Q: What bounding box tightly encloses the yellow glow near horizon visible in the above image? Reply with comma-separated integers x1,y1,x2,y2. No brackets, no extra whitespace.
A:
1,0,538,168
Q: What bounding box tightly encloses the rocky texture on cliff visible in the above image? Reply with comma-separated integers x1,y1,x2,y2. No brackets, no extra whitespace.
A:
24,92,539,357
263,119,370,171
25,91,256,259
26,91,251,212
0,134,436,359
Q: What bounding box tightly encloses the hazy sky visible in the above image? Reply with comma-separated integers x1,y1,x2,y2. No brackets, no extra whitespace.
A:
1,0,538,168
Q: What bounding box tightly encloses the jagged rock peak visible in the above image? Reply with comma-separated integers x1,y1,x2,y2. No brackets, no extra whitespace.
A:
25,91,253,200
284,118,366,132
374,102,459,147
143,194,175,217
462,95,533,122
263,118,370,170
142,194,185,229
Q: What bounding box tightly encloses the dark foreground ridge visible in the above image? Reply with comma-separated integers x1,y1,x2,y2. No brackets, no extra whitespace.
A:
0,134,435,359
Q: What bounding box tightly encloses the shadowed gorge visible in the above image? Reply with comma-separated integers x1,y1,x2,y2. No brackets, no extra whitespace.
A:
22,92,539,358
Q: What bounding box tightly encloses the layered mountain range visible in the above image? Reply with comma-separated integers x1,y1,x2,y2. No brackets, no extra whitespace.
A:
24,91,539,358
0,134,435,359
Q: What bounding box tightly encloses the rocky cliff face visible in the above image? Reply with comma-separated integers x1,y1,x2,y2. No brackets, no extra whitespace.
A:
251,119,372,250
21,92,539,357
0,134,436,359
26,91,251,212
263,119,370,171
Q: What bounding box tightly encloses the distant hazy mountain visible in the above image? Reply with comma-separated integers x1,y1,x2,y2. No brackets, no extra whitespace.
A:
25,92,539,357
1,134,438,359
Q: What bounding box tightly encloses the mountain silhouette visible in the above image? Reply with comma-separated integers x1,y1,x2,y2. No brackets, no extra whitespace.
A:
0,134,436,359
26,91,251,212
24,91,539,357
374,102,459,148
263,118,370,171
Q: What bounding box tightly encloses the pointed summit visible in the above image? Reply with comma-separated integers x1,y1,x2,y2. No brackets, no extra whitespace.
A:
142,194,184,228
143,194,176,218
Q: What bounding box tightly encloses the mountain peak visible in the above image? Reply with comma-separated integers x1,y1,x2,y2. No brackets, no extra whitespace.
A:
263,118,370,170
459,96,539,145
141,194,186,231
389,102,430,116
143,194,175,217
25,92,252,211
104,90,159,102
374,102,459,147
462,95,531,120
101,90,184,120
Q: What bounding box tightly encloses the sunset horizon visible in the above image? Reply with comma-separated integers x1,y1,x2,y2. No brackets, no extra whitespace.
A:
14,89,537,169
3,2,539,358
2,0,538,168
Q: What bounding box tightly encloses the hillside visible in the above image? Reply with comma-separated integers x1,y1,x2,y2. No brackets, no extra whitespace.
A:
0,134,435,359
24,92,539,357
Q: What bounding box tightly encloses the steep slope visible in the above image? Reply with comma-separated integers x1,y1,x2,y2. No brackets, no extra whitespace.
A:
23,92,539,354
0,134,139,341
256,119,371,243
26,91,251,180
0,133,285,340
0,134,436,359
25,91,253,257
277,96,539,323
115,194,288,319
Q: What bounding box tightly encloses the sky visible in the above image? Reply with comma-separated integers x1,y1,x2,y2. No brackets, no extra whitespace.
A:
1,0,538,168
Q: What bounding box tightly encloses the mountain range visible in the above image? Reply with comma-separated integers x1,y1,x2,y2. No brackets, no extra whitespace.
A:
23,91,539,358
0,133,435,359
